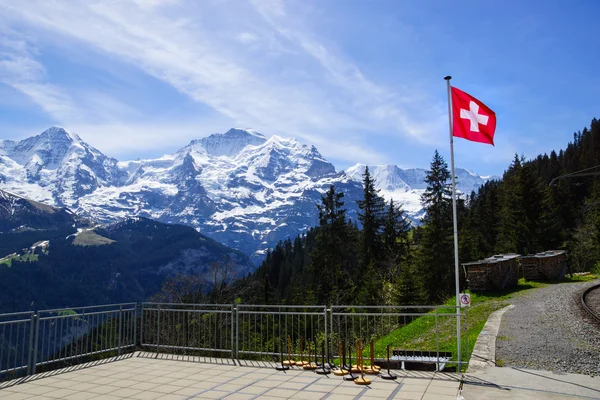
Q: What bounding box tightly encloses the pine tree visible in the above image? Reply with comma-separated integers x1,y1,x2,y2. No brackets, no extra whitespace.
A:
416,150,455,302
357,166,386,267
311,185,352,303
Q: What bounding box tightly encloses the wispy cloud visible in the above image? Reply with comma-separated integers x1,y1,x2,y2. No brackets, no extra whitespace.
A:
0,0,445,165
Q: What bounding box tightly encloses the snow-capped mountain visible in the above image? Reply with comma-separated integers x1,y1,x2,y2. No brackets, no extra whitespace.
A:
0,127,493,263
0,127,126,206
345,164,496,222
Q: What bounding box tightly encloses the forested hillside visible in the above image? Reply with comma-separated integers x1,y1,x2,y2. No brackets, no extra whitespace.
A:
193,118,600,306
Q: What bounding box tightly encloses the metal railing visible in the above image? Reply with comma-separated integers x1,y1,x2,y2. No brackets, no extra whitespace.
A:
32,303,137,374
235,305,327,360
0,303,136,382
140,303,234,357
329,305,467,369
1,302,467,382
0,311,35,380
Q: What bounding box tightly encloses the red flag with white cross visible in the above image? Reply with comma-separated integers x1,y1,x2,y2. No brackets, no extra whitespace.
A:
451,87,496,145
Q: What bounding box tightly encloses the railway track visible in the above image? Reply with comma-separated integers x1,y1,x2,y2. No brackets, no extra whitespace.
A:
581,282,600,323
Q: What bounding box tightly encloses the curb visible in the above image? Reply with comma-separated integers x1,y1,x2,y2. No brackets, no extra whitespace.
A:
467,304,514,373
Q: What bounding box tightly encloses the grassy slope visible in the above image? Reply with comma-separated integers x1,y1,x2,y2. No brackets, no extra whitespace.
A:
72,231,115,246
373,275,597,370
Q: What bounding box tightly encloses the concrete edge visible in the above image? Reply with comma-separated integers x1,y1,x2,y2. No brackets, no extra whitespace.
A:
467,304,514,373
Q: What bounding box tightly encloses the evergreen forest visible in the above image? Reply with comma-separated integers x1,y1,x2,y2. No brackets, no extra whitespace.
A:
193,118,600,306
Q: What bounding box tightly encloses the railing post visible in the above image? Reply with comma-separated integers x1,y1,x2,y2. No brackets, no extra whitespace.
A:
329,306,333,364
235,305,239,360
27,313,35,376
133,303,138,350
324,306,328,365
156,307,161,355
31,313,40,375
231,305,235,361
118,305,123,356
435,309,439,371
139,302,144,349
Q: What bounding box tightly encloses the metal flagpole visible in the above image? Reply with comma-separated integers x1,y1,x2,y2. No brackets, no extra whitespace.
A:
444,75,462,370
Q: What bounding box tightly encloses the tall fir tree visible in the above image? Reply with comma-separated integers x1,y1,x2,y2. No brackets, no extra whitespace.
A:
311,185,353,303
417,150,455,302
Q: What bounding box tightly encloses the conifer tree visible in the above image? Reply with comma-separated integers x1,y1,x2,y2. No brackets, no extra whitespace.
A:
311,185,351,303
357,166,386,267
416,150,454,302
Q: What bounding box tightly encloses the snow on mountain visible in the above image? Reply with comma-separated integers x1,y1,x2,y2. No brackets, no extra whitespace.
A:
345,164,496,222
0,127,493,263
0,127,126,207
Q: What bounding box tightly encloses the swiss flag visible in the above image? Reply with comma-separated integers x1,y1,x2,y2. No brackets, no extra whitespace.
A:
451,87,496,145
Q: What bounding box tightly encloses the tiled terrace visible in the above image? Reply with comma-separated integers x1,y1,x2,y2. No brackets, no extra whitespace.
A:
0,352,461,400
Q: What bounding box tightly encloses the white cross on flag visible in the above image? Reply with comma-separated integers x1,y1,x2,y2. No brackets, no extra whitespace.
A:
451,87,496,145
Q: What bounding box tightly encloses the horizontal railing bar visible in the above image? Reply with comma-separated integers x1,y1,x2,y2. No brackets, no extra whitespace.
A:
142,308,231,314
238,311,325,316
141,344,232,353
38,308,135,320
236,304,325,309
0,318,31,326
0,311,34,318
331,305,459,309
142,302,232,307
38,303,137,314
0,365,28,374
332,312,464,317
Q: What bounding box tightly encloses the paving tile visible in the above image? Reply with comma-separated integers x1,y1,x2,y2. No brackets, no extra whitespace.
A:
263,388,299,398
222,394,257,400
129,381,162,391
150,384,185,394
89,395,122,400
169,378,199,387
304,384,334,393
149,394,187,400
63,382,99,391
63,391,99,400
239,385,270,395
172,386,204,396
109,387,144,397
128,390,166,400
421,394,457,400
392,391,423,400
43,388,80,398
253,379,286,388
189,390,226,399
87,385,121,395
425,384,458,395
288,391,328,400
105,379,140,388
21,385,65,395
0,393,34,400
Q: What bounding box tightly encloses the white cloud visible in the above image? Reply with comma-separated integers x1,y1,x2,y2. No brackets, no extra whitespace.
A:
236,32,259,44
0,0,445,165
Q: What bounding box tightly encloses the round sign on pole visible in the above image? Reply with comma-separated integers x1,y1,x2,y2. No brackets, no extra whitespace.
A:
459,293,471,307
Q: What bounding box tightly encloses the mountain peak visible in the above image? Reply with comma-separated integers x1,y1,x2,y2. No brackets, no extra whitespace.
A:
39,126,82,143
196,128,267,157
225,128,266,139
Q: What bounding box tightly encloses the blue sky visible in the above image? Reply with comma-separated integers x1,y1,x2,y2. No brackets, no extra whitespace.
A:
0,0,598,176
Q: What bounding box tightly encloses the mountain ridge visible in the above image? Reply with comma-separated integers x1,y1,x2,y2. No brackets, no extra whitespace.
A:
1,126,494,261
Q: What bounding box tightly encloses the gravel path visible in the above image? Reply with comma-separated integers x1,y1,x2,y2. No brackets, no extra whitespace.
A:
495,280,600,376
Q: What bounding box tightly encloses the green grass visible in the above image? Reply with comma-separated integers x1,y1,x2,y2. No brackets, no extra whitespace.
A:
371,277,584,371
73,230,115,246
0,252,39,267
563,273,598,282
